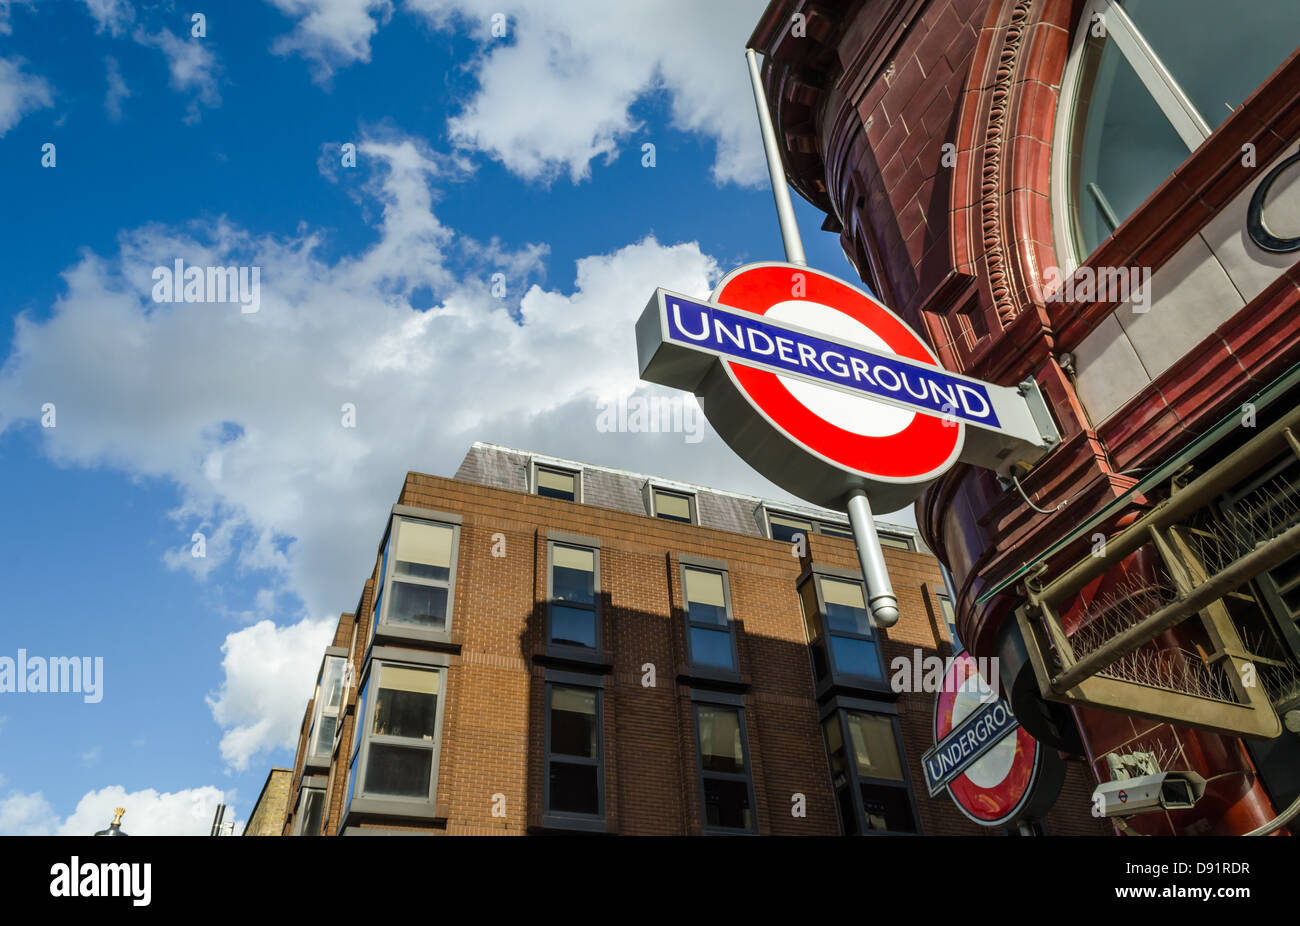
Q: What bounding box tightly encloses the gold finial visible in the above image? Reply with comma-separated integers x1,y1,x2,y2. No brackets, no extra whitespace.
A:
111,808,125,825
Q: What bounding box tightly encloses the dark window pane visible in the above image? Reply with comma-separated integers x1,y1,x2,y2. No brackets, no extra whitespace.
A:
552,566,594,605
831,636,882,679
364,744,432,798
835,785,858,836
552,546,595,605
769,515,812,542
395,560,449,582
312,714,337,757
1120,0,1300,132
301,790,324,836
373,670,438,739
346,751,359,809
351,681,369,760
847,712,904,781
877,533,912,549
860,784,917,832
811,639,830,680
387,581,448,630
549,762,599,815
550,687,598,758
689,626,734,669
703,778,752,830
697,706,746,773
822,578,872,635
825,603,873,636
550,605,596,648
822,716,847,784
818,522,853,538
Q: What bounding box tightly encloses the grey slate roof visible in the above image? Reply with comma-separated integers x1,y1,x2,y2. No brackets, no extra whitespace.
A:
452,442,925,551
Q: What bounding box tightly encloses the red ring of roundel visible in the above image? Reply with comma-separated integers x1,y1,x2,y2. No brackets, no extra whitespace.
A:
715,266,960,479
935,653,1038,823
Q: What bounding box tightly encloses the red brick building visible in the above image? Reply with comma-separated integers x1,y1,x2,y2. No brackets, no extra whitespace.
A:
273,444,1104,835
749,0,1300,834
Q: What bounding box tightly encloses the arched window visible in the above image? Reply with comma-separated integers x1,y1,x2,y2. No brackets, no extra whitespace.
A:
1053,0,1300,263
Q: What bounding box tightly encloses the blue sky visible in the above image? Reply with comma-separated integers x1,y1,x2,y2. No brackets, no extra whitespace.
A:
0,0,880,834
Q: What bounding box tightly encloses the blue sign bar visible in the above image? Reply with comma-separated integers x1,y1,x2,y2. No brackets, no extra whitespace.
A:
921,700,1020,796
664,295,1001,427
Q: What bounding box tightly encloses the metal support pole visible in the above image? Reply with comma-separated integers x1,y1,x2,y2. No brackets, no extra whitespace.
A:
847,489,899,628
745,47,806,266
209,803,225,837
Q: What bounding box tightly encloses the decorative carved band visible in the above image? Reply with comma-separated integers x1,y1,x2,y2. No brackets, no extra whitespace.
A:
981,0,1034,326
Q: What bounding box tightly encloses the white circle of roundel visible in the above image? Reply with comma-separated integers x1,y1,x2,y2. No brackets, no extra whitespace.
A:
950,673,1016,788
762,300,916,438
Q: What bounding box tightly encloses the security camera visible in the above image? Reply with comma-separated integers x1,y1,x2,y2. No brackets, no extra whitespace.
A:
1092,772,1207,818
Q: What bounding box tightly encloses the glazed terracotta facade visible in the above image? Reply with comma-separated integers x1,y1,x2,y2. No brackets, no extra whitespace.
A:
751,0,1300,835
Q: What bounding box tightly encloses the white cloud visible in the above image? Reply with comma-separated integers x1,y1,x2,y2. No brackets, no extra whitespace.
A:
0,0,34,36
81,0,134,36
405,0,769,185
104,55,129,121
132,27,221,123
0,785,238,836
0,129,833,769
267,0,394,80
206,617,335,771
265,0,767,184
0,55,52,136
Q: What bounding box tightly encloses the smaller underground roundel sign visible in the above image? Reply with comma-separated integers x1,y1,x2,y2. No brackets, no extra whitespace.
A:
636,262,970,511
924,651,1043,826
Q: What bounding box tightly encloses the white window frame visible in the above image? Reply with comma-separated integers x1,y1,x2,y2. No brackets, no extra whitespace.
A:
1051,0,1213,270
306,653,347,766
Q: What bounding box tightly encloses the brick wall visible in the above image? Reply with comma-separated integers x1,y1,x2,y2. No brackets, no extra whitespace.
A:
278,469,1106,836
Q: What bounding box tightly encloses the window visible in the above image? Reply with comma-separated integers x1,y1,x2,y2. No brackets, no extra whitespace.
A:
535,465,579,502
370,515,459,645
653,488,695,524
683,565,737,672
694,703,756,833
307,655,346,762
938,593,959,650
345,662,444,818
767,511,856,542
1057,0,1300,260
293,787,325,836
822,708,918,834
769,513,813,542
544,683,604,825
548,542,600,654
801,573,885,686
877,532,914,551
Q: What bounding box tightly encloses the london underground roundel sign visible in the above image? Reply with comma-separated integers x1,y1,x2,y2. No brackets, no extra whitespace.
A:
637,261,970,511
928,651,1043,826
